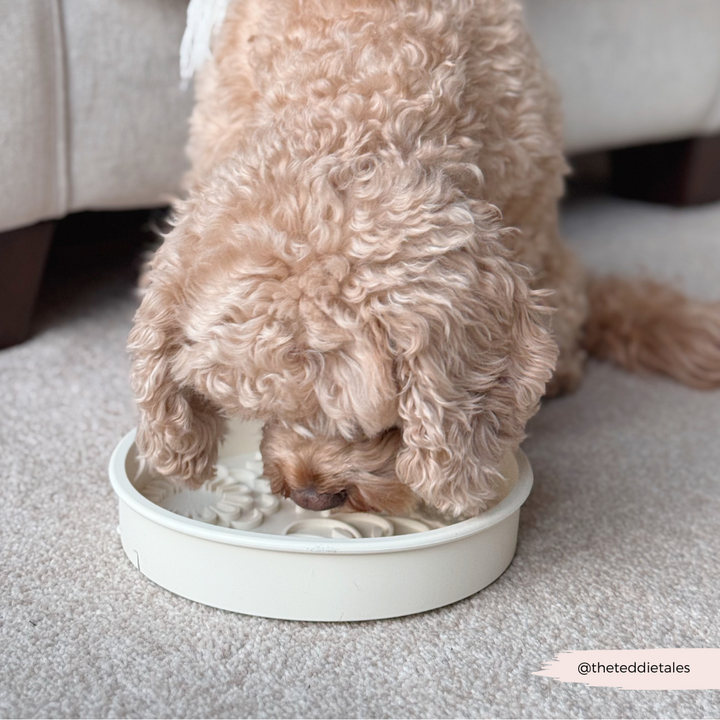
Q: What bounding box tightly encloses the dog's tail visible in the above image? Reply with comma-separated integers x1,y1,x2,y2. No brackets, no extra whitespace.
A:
584,276,720,389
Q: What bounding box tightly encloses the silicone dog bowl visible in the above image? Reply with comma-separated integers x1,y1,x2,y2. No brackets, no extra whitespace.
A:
109,420,533,621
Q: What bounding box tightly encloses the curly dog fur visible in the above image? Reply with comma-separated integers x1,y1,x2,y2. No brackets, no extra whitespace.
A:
129,0,720,517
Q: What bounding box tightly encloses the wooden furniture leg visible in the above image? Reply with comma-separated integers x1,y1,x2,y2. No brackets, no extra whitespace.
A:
0,221,55,349
610,134,720,206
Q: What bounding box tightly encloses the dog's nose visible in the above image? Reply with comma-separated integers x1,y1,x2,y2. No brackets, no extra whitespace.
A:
290,487,347,511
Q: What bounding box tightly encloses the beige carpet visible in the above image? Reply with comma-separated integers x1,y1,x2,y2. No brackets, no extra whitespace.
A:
1,195,719,718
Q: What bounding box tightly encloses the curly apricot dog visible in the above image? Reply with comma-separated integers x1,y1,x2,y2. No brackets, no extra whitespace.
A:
129,0,720,517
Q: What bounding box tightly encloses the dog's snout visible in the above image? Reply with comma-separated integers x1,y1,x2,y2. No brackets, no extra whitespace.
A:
290,487,347,511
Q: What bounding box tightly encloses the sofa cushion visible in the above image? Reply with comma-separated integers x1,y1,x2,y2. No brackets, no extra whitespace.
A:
0,0,192,234
0,1,68,233
62,0,192,213
525,0,720,153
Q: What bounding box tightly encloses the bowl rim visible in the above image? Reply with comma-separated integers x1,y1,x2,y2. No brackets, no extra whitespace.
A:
109,427,533,555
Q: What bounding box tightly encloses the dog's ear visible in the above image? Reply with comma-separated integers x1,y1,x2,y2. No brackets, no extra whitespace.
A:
389,202,558,516
128,283,226,485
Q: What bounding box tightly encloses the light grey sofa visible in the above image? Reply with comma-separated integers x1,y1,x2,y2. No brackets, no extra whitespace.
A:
2,0,720,346
0,0,191,236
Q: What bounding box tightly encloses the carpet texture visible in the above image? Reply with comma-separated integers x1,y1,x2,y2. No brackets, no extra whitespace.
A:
1,196,719,718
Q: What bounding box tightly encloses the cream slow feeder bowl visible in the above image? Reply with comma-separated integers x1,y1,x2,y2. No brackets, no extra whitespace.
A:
109,420,533,621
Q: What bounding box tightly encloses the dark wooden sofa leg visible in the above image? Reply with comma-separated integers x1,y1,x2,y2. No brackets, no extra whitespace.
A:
0,221,55,349
610,134,720,206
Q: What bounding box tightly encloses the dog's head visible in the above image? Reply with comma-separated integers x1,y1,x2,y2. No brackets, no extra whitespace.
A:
129,157,557,517
260,420,415,513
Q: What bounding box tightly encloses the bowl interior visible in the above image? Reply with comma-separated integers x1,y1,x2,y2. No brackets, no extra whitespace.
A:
112,420,530,553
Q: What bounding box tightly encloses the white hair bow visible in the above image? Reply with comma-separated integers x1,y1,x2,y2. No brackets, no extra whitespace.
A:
179,0,231,88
